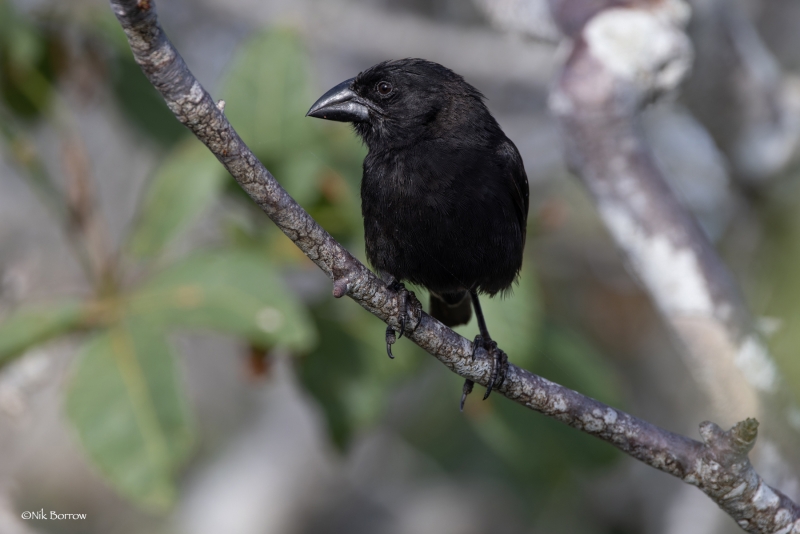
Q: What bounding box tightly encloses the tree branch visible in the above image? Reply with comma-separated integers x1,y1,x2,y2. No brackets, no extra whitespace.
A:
548,0,800,483
686,0,800,183
109,0,800,531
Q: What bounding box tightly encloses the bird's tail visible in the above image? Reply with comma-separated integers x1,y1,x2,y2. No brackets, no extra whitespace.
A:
429,291,472,327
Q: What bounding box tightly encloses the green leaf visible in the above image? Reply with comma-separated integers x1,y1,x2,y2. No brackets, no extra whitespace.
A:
222,28,316,163
0,301,85,366
66,320,193,512
128,140,225,259
127,249,317,352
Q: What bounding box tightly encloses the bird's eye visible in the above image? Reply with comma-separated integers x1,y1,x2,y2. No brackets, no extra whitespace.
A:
376,81,393,95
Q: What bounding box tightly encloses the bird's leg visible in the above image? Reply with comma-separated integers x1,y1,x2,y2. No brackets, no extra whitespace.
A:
385,280,420,359
460,291,509,410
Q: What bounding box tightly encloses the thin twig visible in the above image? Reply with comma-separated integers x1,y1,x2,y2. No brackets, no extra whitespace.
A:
109,0,800,531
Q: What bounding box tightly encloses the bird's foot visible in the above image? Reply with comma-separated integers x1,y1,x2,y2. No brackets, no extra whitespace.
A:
460,335,509,410
385,281,420,359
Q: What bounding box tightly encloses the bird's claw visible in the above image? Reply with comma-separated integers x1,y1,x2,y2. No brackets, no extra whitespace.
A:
460,335,509,408
398,309,407,339
385,281,420,359
483,341,508,400
460,380,474,412
385,325,397,359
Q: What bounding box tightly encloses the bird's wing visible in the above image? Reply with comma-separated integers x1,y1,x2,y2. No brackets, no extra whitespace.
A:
497,139,529,231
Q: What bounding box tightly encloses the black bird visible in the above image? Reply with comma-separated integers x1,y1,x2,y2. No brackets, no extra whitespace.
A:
307,59,529,408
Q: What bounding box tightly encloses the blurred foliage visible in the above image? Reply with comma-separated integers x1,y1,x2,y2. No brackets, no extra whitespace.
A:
127,141,226,258
299,294,428,446
128,249,316,352
400,317,622,504
0,10,341,511
0,300,85,366
0,0,59,119
0,1,626,526
66,319,193,511
110,52,187,147
453,266,542,369
223,29,318,186
219,27,366,238
757,177,800,396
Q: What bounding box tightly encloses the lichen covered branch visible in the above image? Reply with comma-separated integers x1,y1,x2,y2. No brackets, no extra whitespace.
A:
548,0,800,487
109,0,799,531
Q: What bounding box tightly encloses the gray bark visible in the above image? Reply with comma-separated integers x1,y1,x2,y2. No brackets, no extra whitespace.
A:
109,0,800,531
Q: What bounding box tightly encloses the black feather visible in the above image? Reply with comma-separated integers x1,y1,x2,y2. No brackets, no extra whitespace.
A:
314,58,528,326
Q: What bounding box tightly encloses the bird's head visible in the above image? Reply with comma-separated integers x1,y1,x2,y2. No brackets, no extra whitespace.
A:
306,58,490,148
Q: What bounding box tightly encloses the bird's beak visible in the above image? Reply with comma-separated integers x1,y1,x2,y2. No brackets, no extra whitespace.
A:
306,78,369,123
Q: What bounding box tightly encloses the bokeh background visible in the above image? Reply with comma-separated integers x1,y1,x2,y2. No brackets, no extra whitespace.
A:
1,0,799,533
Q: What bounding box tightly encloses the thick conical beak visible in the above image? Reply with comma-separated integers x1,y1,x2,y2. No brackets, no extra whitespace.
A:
306,78,369,123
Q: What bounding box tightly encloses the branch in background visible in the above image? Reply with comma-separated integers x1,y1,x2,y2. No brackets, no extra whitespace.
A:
0,88,118,293
686,0,800,184
60,131,118,294
548,0,800,492
472,0,561,43
109,0,800,531
0,126,97,287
